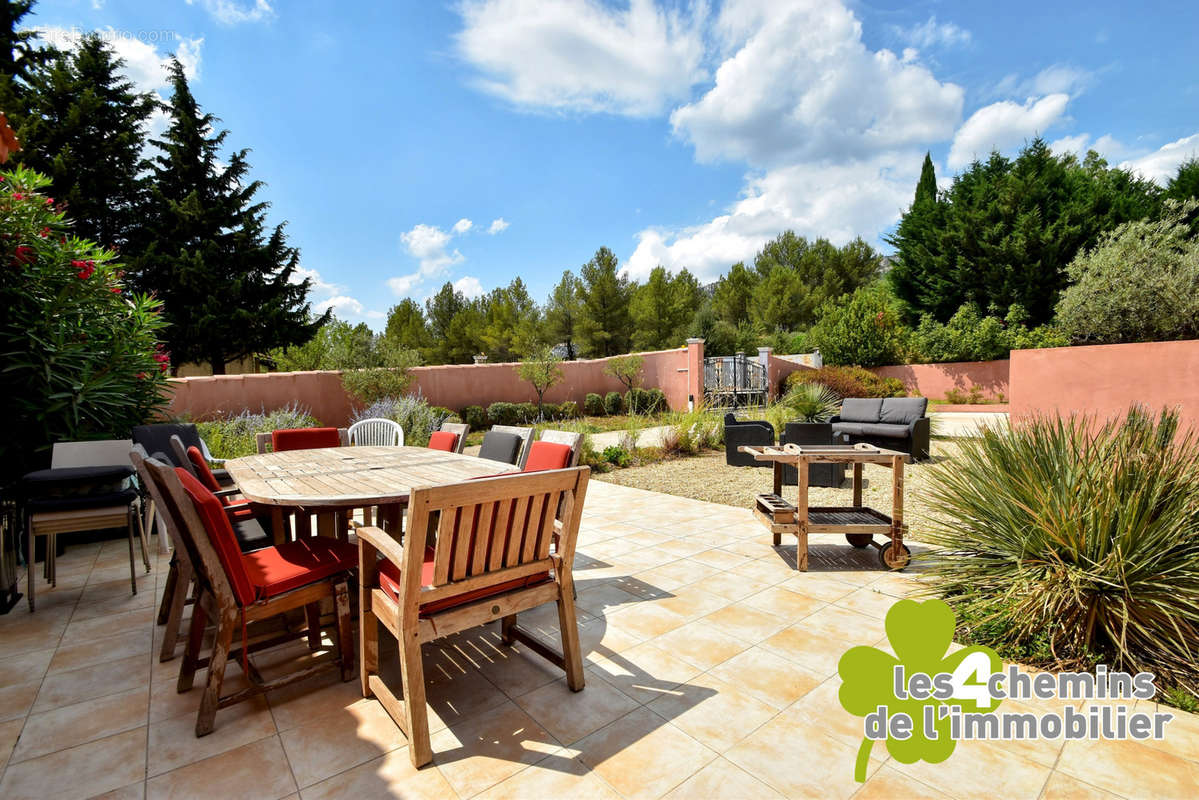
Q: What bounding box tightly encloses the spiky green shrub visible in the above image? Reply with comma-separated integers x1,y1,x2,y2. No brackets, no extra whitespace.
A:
196,403,319,458
779,381,841,422
923,407,1199,698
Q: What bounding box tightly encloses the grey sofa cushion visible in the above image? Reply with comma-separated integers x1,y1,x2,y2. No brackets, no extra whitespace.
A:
478,431,523,464
832,422,867,437
859,422,913,438
839,398,883,423
879,397,928,425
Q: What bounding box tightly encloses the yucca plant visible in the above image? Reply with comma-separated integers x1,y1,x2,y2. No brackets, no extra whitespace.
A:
779,382,842,422
922,407,1199,698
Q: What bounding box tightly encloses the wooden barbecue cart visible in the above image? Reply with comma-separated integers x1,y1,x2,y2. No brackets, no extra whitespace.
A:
739,443,911,571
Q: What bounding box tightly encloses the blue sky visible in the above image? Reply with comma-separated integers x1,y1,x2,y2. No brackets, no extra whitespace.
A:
29,0,1199,329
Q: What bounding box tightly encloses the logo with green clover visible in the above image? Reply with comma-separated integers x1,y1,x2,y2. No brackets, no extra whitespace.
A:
837,598,1002,782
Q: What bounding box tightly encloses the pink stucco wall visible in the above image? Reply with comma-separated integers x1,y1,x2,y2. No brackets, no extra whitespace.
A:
166,347,692,426
1010,339,1199,432
871,360,1010,401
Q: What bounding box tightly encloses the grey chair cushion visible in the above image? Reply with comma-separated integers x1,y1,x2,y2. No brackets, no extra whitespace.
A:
879,397,928,425
859,423,913,438
26,487,139,512
478,431,523,465
839,398,883,423
132,424,201,468
832,422,867,437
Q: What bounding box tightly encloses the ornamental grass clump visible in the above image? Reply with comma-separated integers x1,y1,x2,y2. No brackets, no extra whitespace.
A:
922,407,1199,699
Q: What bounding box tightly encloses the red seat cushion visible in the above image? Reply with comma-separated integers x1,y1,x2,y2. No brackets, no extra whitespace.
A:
523,441,572,472
375,548,550,616
272,427,342,452
175,468,256,606
242,537,357,598
427,431,458,452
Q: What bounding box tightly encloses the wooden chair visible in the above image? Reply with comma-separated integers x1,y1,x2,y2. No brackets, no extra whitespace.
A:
434,422,470,454
141,456,356,736
348,418,404,447
489,425,533,467
535,430,584,468
23,440,149,611
358,466,590,767
255,427,349,454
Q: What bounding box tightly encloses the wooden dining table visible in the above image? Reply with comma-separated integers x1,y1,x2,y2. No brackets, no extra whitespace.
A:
225,445,520,541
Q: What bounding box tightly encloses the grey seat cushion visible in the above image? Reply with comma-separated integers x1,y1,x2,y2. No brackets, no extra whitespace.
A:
478,431,523,464
879,398,928,425
859,423,913,438
839,398,883,423
832,422,867,437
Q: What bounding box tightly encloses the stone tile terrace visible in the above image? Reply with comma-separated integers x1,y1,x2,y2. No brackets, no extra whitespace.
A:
1,481,1195,799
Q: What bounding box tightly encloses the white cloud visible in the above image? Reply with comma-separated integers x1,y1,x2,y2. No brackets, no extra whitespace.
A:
455,0,707,116
34,26,203,94
896,15,971,50
947,94,1069,169
186,0,274,25
452,218,473,234
487,217,509,234
388,221,479,297
669,1,964,167
625,154,920,282
317,295,364,316
1121,133,1199,185
991,65,1094,102
1050,133,1091,156
288,266,381,326
453,276,486,299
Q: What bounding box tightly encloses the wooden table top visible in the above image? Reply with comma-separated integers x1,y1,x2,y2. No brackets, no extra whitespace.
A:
225,446,519,507
738,442,910,465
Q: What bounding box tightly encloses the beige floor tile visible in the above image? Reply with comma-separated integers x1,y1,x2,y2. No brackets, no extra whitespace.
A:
574,706,717,800
1040,770,1124,799
632,559,720,593
427,700,560,798
476,753,622,800
575,582,645,618
420,646,516,732
649,584,733,621
689,548,752,572
70,585,158,622
724,706,883,799
890,737,1052,800
11,686,148,763
854,764,952,799
279,698,406,788
0,727,147,800
1056,735,1199,799
567,615,647,662
299,746,457,800
788,677,869,749
0,616,69,657
589,641,704,705
605,602,689,642
707,646,823,710
661,755,783,800
92,782,147,800
1136,699,1199,765
779,574,858,603
699,604,788,644
0,648,55,690
740,585,827,622
0,681,41,723
48,629,152,675
691,571,773,601
59,606,154,646
0,717,23,772
835,586,902,619
650,620,750,671
31,652,150,714
758,622,874,677
146,735,296,800
148,696,276,776
516,673,640,745
647,673,778,753
268,673,364,732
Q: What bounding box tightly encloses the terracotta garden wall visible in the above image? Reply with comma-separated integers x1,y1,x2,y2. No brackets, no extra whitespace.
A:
871,360,1010,401
166,346,697,426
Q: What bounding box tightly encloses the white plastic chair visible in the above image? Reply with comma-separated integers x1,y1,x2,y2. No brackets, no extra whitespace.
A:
348,418,404,447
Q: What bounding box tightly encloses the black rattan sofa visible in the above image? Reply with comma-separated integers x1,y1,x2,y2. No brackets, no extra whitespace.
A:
830,398,930,461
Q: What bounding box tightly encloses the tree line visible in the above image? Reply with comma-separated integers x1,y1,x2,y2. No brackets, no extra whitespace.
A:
1,1,323,373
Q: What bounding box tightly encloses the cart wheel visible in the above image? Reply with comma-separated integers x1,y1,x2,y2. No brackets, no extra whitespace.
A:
845,533,873,548
879,542,911,570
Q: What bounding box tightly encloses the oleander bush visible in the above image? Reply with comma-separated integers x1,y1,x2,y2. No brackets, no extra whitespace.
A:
196,403,319,459
0,166,170,482
922,407,1199,700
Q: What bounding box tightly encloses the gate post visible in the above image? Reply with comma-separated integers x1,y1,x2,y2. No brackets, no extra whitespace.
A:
686,338,704,410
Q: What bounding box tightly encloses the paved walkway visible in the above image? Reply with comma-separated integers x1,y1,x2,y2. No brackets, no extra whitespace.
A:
931,411,1009,438
0,481,1195,799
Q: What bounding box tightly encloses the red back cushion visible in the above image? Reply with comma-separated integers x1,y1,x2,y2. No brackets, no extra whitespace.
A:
186,445,223,493
524,441,572,472
272,427,341,452
175,468,256,606
428,431,458,452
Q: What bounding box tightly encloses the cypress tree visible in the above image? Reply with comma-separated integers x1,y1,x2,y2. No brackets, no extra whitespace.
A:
18,34,156,252
0,0,53,120
130,60,325,373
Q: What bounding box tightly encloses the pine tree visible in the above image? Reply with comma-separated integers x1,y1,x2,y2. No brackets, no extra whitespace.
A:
1165,157,1199,202
711,261,757,326
18,34,156,251
383,298,430,353
543,270,581,359
479,278,541,361
424,282,481,364
130,60,325,373
0,0,54,121
630,266,700,350
576,246,633,357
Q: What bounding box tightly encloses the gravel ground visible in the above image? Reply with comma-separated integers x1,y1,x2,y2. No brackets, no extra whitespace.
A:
596,439,963,541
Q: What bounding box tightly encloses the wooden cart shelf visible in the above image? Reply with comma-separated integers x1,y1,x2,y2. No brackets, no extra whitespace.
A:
741,443,911,571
